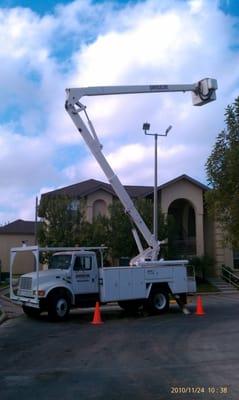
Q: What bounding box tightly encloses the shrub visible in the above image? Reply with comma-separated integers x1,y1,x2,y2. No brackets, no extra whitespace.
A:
188,255,215,281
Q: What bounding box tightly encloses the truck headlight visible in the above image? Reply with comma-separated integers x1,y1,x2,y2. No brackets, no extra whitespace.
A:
33,290,45,297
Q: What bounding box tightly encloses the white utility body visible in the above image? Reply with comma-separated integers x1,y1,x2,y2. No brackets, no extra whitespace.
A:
10,78,217,320
10,245,195,319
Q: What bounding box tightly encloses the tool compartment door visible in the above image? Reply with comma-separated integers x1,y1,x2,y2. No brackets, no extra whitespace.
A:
99,267,145,302
99,268,120,302
126,267,145,299
171,266,188,293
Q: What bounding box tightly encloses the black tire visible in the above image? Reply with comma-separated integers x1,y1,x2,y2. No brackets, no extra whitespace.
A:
22,305,41,319
146,289,169,315
48,293,70,321
118,300,142,313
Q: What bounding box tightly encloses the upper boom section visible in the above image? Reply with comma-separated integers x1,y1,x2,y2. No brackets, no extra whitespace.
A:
65,77,217,263
66,78,217,106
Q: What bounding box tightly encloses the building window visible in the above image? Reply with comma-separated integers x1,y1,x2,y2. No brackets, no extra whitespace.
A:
67,200,80,212
93,199,107,219
74,256,92,271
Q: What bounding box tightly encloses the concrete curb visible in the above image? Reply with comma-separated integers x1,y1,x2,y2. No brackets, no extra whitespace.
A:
0,290,23,324
196,292,221,295
196,291,239,295
0,293,13,303
0,290,9,325
0,309,7,325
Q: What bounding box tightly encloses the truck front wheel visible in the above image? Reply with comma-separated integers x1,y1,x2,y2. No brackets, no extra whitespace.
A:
146,289,169,315
48,294,70,321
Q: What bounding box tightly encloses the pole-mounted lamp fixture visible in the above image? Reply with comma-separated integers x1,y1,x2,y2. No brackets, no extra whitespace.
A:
143,122,172,136
142,122,172,243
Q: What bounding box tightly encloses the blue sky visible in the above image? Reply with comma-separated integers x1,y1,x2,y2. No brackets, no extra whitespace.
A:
0,0,239,224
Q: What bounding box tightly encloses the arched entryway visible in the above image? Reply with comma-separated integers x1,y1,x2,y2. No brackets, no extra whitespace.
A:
168,198,196,257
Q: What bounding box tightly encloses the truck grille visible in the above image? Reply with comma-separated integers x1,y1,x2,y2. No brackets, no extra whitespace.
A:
19,277,32,290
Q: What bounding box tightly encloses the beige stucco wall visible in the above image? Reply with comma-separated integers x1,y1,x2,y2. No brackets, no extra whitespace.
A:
213,222,234,274
160,179,234,274
161,179,205,256
86,190,113,222
0,234,35,274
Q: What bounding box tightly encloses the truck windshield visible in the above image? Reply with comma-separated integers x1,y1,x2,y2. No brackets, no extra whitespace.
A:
48,254,72,270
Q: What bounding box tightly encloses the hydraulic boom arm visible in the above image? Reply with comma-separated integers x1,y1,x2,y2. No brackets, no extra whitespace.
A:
65,78,217,264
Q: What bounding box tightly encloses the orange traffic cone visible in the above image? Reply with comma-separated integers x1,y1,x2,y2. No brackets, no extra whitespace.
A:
91,301,103,325
195,295,205,315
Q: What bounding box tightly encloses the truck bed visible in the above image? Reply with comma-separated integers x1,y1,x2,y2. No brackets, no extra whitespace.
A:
99,261,194,302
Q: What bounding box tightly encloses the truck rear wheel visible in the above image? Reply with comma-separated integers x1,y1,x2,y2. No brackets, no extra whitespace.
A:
48,293,70,321
22,305,41,319
146,289,169,315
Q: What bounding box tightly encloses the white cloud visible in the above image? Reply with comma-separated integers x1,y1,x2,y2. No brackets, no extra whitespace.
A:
64,141,208,187
0,0,239,224
0,125,62,222
0,126,58,188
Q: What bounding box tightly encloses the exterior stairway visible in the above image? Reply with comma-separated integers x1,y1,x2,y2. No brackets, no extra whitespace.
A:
207,277,239,294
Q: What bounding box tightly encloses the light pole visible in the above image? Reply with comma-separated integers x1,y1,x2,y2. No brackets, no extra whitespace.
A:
142,122,172,242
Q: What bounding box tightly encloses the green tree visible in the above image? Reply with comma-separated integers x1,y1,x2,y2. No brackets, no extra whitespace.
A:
205,96,239,248
79,215,111,248
38,195,85,246
38,194,169,262
108,198,168,260
108,199,135,259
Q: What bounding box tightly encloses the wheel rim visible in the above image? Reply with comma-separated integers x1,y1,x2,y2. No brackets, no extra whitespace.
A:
56,298,68,317
154,293,167,310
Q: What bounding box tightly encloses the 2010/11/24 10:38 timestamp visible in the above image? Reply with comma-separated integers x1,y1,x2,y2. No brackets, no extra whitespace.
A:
170,386,229,395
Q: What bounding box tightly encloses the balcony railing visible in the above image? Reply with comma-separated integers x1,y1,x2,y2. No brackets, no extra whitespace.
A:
221,266,239,289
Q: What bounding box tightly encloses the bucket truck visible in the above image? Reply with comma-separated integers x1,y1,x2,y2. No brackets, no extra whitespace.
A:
10,78,217,320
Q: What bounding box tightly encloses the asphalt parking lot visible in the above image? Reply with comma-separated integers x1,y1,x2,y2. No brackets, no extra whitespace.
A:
0,293,239,400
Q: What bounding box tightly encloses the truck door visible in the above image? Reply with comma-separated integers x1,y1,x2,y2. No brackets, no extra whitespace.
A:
72,255,98,294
